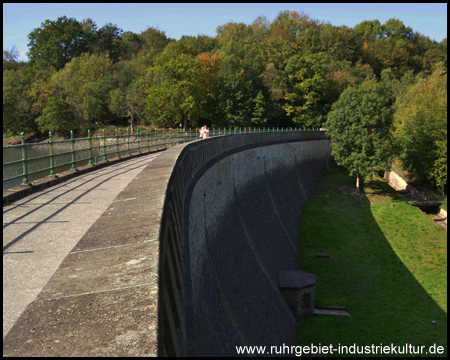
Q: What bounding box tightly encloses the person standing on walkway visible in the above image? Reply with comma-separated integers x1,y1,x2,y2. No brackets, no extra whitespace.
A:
200,125,209,139
199,125,210,139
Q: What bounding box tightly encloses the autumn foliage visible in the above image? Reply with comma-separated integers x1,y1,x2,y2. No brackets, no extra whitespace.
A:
3,12,447,189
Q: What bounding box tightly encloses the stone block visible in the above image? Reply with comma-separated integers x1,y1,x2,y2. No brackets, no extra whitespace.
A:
278,270,316,318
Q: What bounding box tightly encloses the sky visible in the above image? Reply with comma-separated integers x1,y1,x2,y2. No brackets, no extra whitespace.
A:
3,3,448,63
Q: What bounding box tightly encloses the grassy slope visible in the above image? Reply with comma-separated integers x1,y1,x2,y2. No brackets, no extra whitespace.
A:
294,168,447,357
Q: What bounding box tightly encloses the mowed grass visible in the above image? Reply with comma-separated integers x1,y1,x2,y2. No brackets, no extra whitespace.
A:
294,168,447,357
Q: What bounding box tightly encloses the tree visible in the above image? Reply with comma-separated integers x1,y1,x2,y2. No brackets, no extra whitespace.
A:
145,48,219,129
270,10,322,42
35,97,75,135
215,22,254,58
3,68,35,135
325,80,395,189
3,45,21,71
27,16,87,70
93,23,125,63
216,53,269,128
109,78,145,133
382,18,415,40
354,19,384,40
360,37,413,78
260,62,287,127
3,64,54,135
276,51,336,128
49,52,115,132
392,65,447,189
178,34,218,55
121,31,145,60
317,24,362,64
259,36,301,71
140,26,170,52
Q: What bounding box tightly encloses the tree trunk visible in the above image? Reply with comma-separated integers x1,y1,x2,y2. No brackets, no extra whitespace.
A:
130,112,134,134
356,169,360,191
183,113,188,131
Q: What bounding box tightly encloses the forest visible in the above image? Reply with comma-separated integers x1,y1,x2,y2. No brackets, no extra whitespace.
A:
2,11,447,191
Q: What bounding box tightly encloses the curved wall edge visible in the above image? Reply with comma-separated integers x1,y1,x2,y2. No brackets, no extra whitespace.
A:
158,132,333,356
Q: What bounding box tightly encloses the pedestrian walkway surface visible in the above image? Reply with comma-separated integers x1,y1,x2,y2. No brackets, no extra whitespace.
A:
3,152,162,338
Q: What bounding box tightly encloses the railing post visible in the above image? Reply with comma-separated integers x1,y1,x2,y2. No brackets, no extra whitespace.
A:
137,127,141,153
70,130,75,170
126,128,131,156
115,129,119,158
102,129,107,161
146,128,150,152
88,130,92,164
155,128,158,150
170,128,173,147
49,131,54,176
20,132,28,185
163,129,166,149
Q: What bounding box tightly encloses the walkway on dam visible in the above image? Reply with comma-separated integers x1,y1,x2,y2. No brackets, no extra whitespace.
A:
3,151,162,338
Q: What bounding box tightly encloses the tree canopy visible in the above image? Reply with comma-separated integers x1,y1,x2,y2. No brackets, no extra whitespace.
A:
3,12,447,190
392,64,447,189
325,81,395,189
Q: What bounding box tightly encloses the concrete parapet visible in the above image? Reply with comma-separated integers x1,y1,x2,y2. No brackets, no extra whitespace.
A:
3,131,332,357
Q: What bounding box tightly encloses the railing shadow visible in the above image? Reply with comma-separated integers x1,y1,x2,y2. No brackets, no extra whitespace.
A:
3,154,157,253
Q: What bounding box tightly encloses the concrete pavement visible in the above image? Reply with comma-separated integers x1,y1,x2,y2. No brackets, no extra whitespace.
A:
3,151,162,338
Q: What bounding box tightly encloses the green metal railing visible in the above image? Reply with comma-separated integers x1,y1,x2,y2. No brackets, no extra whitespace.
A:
3,126,321,190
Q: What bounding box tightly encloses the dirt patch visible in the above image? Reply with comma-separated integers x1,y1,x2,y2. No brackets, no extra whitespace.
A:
3,138,21,146
337,185,370,205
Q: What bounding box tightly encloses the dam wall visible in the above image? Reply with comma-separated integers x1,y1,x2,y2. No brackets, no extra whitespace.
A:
159,132,333,356
3,131,332,357
184,140,333,356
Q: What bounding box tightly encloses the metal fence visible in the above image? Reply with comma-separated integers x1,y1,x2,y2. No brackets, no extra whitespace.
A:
3,126,321,190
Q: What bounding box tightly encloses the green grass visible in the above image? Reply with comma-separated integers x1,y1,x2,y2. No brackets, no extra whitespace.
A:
294,167,447,357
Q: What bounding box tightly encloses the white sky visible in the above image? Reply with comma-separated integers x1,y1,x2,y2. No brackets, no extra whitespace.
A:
3,3,448,62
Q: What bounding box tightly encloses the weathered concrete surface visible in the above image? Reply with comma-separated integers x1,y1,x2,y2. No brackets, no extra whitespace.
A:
3,152,162,345
385,169,409,191
185,140,332,356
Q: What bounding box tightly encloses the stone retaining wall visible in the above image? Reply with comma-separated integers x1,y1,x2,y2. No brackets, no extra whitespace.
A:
159,132,332,356
3,131,332,357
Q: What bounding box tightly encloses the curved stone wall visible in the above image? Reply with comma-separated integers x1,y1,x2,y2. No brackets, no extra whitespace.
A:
3,131,332,357
183,140,332,356
158,132,333,356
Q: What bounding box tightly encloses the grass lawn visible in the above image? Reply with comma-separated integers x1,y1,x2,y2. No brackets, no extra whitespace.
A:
294,167,447,357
